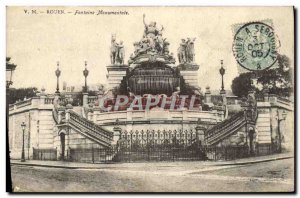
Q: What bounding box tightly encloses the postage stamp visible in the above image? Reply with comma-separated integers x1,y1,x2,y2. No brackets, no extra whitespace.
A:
232,21,279,71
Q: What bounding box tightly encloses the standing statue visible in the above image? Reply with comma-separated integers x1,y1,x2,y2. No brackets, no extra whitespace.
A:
177,38,196,64
177,39,187,63
143,14,161,39
142,14,164,52
110,34,125,65
186,38,196,63
110,34,118,64
117,41,125,64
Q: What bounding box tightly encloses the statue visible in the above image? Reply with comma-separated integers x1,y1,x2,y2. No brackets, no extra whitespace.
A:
143,14,163,40
118,41,125,64
128,14,175,64
186,38,196,63
110,34,118,64
155,31,165,53
110,34,125,65
177,38,196,64
177,39,187,63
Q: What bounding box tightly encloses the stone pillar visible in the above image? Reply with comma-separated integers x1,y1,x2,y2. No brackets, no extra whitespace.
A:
54,93,60,105
220,90,227,105
263,88,269,102
195,125,206,146
83,92,88,107
177,63,200,88
97,91,104,108
106,65,128,90
112,126,122,146
65,104,73,121
204,86,211,103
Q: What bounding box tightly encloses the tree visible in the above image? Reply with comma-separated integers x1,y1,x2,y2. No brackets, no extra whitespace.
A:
231,54,293,98
8,87,37,104
231,72,253,98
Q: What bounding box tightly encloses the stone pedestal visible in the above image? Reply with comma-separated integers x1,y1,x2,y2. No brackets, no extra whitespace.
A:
204,86,211,103
220,89,227,105
177,63,200,88
106,65,128,90
83,92,88,107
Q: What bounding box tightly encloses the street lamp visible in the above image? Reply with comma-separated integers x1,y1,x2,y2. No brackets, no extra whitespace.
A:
277,110,287,153
55,61,61,94
6,57,17,191
219,60,226,94
21,122,26,162
6,57,17,89
83,61,89,93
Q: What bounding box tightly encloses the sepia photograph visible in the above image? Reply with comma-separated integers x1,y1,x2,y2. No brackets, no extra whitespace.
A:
6,6,295,193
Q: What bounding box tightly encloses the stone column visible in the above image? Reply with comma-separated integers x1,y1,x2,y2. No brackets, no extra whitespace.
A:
83,92,88,107
204,86,211,103
220,90,227,105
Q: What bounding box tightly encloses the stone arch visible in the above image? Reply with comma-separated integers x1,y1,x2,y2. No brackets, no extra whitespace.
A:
58,129,67,161
248,126,256,155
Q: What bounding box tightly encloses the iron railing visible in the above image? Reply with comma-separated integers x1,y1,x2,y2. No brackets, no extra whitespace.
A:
33,148,57,161
68,145,251,163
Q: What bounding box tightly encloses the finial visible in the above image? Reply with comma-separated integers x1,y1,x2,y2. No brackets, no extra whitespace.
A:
221,60,223,67
85,61,87,68
57,61,59,68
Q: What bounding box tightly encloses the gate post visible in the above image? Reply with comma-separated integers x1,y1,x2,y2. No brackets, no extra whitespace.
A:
113,126,122,146
195,124,206,146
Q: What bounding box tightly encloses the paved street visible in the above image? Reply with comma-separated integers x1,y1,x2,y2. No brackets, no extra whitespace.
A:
11,158,294,192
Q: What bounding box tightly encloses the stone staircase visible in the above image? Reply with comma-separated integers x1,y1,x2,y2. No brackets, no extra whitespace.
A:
205,111,247,146
53,106,113,148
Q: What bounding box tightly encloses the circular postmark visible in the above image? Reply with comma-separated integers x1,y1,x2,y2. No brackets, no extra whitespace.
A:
232,22,278,71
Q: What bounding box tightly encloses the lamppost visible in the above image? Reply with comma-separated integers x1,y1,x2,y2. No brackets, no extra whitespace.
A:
21,122,26,162
6,57,16,191
83,61,89,93
276,110,287,153
55,61,61,94
219,60,226,94
6,57,17,89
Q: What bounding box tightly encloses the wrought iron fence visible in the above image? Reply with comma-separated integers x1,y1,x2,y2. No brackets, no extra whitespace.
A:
33,148,57,161
68,145,250,163
256,143,279,156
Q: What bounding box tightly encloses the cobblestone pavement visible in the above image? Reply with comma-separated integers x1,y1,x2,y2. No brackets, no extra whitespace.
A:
11,157,294,192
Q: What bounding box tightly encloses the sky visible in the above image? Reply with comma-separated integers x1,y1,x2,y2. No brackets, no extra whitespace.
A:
6,6,294,93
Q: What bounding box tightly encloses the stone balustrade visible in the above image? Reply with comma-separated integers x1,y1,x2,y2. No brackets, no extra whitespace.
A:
87,96,97,105
9,95,55,116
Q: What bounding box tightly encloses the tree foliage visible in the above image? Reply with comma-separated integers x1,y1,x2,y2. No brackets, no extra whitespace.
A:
8,87,38,104
231,54,293,98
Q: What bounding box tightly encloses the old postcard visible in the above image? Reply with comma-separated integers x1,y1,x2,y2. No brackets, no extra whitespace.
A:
6,6,295,192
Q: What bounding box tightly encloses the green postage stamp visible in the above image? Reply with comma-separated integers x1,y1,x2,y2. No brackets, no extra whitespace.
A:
232,20,280,71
